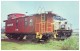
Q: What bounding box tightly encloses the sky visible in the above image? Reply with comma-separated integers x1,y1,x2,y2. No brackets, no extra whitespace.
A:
1,1,79,29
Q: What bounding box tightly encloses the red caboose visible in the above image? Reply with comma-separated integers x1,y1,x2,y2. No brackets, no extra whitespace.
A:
4,11,72,41
4,11,54,41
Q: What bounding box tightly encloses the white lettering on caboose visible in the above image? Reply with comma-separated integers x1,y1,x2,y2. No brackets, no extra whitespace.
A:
7,23,13,26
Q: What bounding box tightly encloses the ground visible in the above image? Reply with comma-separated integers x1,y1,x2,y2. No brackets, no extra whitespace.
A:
1,33,79,50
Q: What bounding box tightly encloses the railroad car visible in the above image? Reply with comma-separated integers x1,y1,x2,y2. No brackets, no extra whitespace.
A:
4,11,72,41
53,14,72,40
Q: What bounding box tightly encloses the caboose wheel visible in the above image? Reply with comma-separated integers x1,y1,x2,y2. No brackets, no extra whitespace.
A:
13,35,18,40
7,34,17,39
6,34,13,39
66,33,72,37
18,34,24,40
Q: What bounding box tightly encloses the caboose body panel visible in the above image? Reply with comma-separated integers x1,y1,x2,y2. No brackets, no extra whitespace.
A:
5,19,16,33
46,14,53,32
35,15,41,33
16,17,25,33
5,16,36,34
34,13,53,34
4,12,54,40
24,16,35,33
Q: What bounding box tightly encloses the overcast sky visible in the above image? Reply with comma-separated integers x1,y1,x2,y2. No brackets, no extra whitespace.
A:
1,1,79,29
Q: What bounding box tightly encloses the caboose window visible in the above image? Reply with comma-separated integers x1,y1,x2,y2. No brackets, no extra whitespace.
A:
41,14,46,22
42,16,45,21
16,19,18,28
29,19,33,26
25,18,27,21
16,20,18,23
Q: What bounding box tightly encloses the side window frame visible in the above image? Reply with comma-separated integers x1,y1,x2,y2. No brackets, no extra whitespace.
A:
41,14,46,22
25,18,28,26
29,19,33,26
16,19,18,28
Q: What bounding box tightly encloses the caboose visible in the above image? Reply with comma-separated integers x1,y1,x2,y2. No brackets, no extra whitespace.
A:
4,11,72,41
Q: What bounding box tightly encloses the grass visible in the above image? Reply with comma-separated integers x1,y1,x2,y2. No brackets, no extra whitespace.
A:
61,36,79,50
1,35,79,50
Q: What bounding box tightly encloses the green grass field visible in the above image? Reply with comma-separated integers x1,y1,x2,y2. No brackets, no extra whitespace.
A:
1,34,79,50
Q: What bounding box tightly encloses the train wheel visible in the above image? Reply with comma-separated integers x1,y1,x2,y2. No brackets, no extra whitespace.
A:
6,34,12,39
41,34,50,42
18,34,24,40
13,35,18,40
31,35,36,41
66,33,71,37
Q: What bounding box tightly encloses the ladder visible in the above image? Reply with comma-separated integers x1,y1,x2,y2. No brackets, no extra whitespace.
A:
41,13,45,33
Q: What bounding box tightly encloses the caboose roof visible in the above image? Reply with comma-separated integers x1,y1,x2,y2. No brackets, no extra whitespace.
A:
53,15,66,21
33,12,56,17
8,13,25,16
